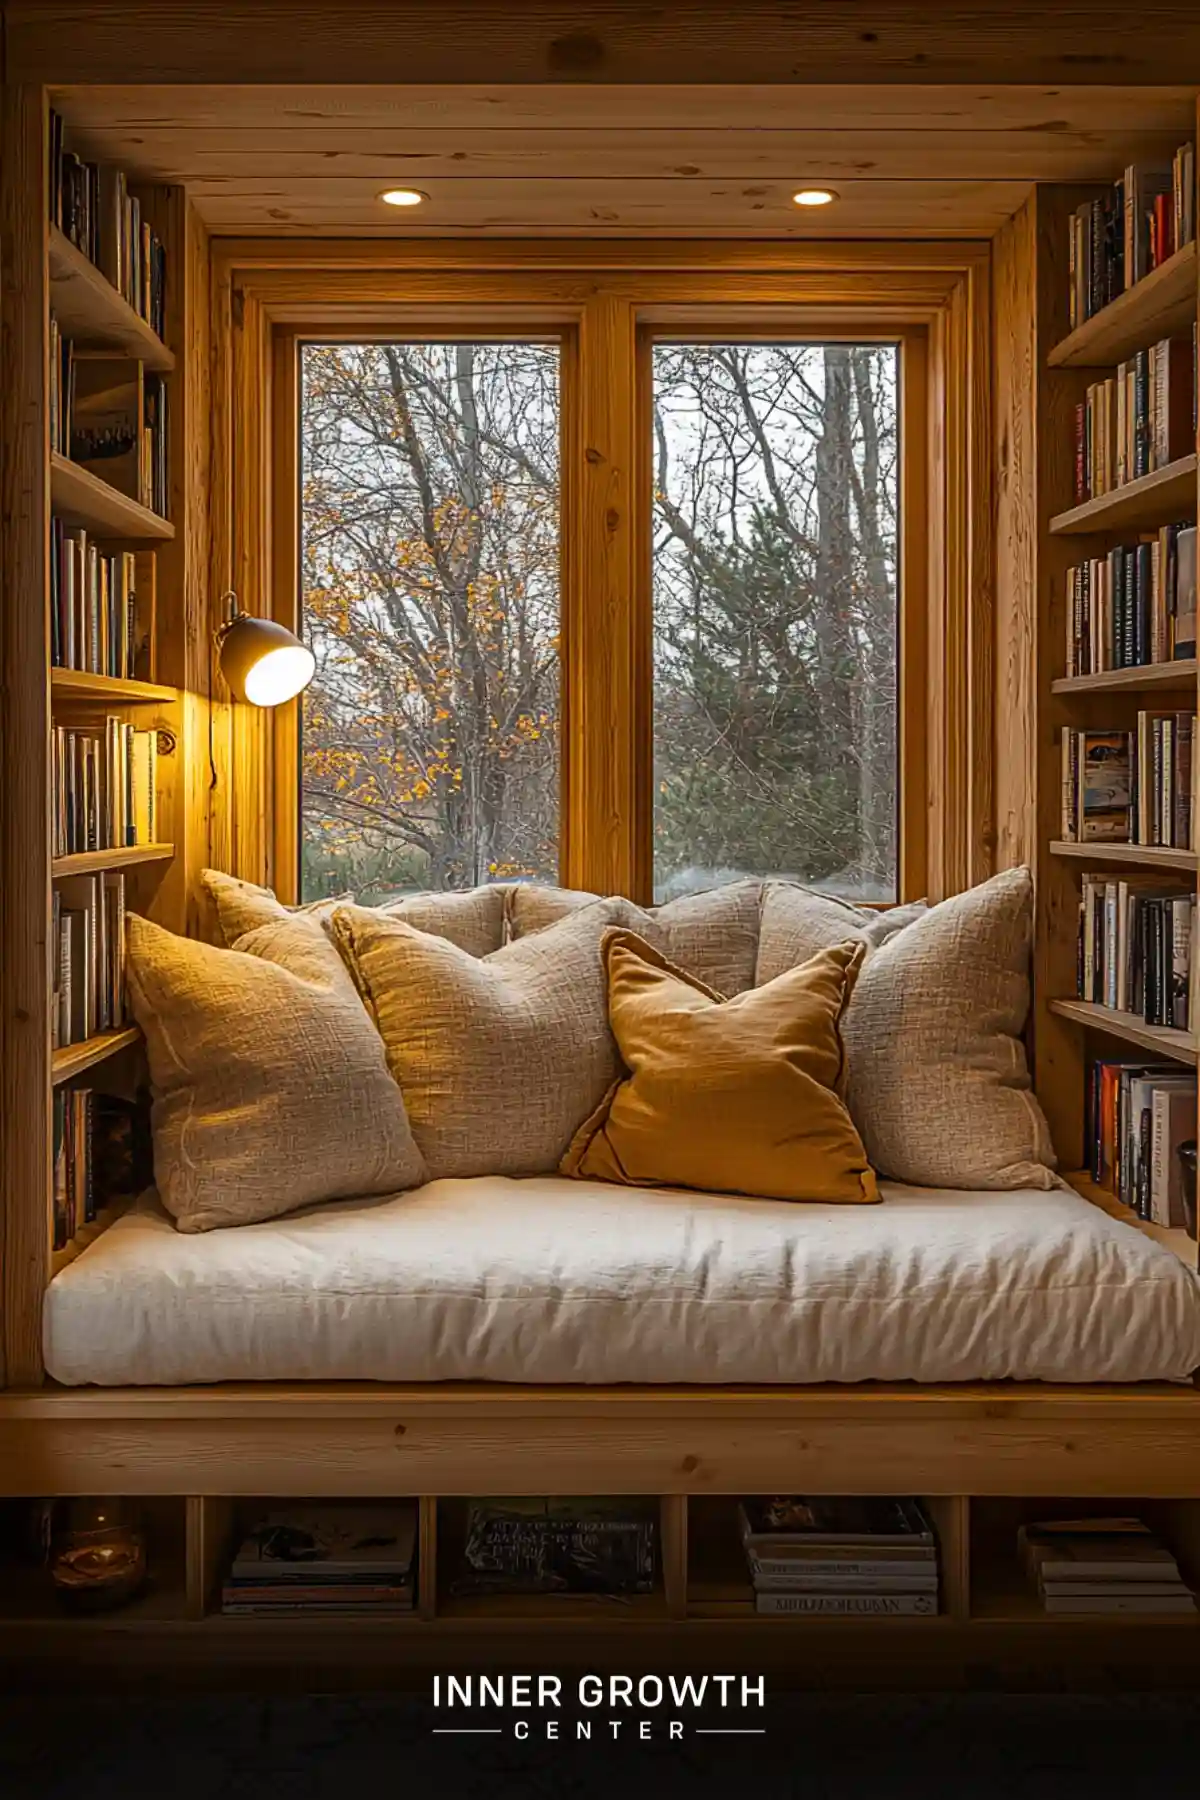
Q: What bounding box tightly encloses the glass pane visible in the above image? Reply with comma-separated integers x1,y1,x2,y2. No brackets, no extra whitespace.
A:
652,343,900,904
299,341,561,903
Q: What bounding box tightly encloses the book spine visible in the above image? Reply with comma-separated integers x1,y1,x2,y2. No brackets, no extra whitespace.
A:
755,1592,937,1617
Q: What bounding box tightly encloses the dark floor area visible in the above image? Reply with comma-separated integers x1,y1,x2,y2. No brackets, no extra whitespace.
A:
2,1691,1200,1800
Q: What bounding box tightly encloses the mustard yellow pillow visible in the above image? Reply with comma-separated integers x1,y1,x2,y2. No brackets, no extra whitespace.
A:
561,930,878,1205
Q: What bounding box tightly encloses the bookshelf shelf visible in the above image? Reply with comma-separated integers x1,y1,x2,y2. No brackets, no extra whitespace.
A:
51,843,174,879
51,668,177,705
1049,455,1198,537
1051,659,1199,696
48,224,174,374
50,1196,136,1278
1048,997,1198,1066
1047,240,1198,370
1067,1169,1197,1269
1049,839,1197,872
51,1026,141,1087
50,452,174,543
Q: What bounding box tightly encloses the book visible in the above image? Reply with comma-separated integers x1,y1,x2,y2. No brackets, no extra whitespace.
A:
738,1497,934,1550
1072,731,1132,841
229,1503,417,1579
1042,1592,1196,1615
69,356,144,501
1019,1518,1183,1582
750,1567,939,1593
755,1591,937,1616
452,1497,657,1595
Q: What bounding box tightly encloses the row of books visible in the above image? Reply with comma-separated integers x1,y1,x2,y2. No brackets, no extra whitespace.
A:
1021,1517,1196,1615
1068,146,1197,329
1059,715,1195,847
1086,1056,1196,1225
54,350,170,521
1073,332,1197,505
52,720,159,859
739,1496,938,1617
48,109,167,340
52,872,127,1049
50,523,153,681
222,1504,418,1617
52,1089,147,1253
1063,523,1197,677
1076,873,1194,1030
451,1497,657,1597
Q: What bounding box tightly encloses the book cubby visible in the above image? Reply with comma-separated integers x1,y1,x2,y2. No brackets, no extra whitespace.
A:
2,1493,1197,1682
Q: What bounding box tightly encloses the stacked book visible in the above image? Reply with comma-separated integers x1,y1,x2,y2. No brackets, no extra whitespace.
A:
1086,1057,1197,1224
1064,523,1196,675
1068,145,1197,328
1059,714,1196,847
1077,874,1194,1029
738,1496,939,1617
450,1497,658,1597
1020,1517,1197,1615
1073,333,1198,503
51,523,153,681
221,1503,417,1616
52,871,126,1047
52,719,158,857
67,356,170,521
49,109,167,339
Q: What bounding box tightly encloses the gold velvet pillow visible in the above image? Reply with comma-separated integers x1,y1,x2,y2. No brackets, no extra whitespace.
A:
562,930,878,1205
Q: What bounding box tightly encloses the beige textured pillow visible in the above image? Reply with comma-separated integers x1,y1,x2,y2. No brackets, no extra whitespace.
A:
124,913,425,1233
508,879,762,996
206,868,506,960
843,867,1057,1190
755,882,928,986
330,896,659,1179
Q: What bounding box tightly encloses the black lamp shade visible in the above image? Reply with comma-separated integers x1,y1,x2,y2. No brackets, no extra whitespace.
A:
218,614,315,706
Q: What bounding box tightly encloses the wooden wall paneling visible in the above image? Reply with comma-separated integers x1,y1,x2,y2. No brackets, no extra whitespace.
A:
0,83,50,1387
418,1495,437,1620
992,193,1038,873
13,5,1200,86
207,249,235,880
564,290,642,898
229,284,273,885
132,188,214,939
270,330,300,902
925,250,994,899
898,328,930,900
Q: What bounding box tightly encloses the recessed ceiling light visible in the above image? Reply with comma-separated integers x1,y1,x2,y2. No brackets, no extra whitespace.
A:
378,187,427,208
792,187,839,208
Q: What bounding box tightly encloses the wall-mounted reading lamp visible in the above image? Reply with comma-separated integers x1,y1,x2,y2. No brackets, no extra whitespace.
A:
215,592,315,707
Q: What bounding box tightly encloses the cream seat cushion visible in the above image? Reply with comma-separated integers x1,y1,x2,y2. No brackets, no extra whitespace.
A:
43,1177,1200,1386
330,895,657,1179
124,912,424,1233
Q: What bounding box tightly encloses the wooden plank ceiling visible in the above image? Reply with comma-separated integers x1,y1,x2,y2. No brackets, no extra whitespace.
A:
52,85,1198,238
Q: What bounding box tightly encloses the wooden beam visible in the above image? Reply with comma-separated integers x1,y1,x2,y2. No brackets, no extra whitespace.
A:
0,84,50,1387
13,3,1200,86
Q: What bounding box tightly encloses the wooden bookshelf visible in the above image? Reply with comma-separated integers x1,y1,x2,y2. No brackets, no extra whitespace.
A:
1049,455,1198,537
51,843,174,879
1049,840,1197,872
50,452,174,542
51,1026,141,1087
1048,239,1198,369
49,1195,136,1278
1047,998,1197,1066
51,668,177,705
1051,659,1198,696
48,223,174,373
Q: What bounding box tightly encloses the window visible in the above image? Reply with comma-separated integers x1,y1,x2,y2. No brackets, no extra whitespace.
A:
651,343,899,904
298,341,561,902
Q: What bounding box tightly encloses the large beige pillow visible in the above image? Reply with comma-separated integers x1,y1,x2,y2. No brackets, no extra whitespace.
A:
755,882,928,985
508,879,762,996
206,869,507,960
842,867,1057,1190
124,913,425,1233
330,896,658,1179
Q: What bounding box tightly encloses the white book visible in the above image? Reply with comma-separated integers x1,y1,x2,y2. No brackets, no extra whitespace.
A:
1150,1082,1197,1227
749,1555,935,1582
756,1592,937,1617
753,1570,939,1594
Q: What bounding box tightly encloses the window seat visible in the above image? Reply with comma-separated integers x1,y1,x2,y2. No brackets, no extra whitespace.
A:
42,1177,1200,1388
